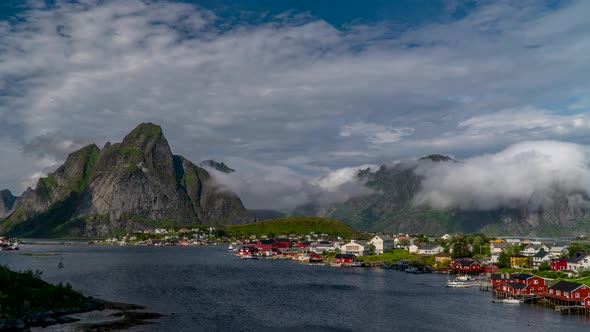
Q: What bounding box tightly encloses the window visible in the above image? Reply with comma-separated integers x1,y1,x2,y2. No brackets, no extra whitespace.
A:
575,293,580,298
556,291,561,296
534,280,538,285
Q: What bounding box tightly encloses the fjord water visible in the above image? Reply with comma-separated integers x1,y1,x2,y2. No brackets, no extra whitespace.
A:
2,246,589,331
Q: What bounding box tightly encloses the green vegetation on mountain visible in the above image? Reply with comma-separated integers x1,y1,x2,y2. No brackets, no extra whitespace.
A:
295,156,590,236
226,216,357,238
0,123,253,238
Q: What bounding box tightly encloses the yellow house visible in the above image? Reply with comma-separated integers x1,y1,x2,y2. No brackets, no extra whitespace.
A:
510,255,530,268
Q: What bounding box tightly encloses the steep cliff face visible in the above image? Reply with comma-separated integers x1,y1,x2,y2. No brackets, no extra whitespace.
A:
0,123,253,237
294,156,590,236
0,190,16,219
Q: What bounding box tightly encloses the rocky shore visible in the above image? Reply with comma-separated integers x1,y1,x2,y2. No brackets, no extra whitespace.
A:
0,265,162,331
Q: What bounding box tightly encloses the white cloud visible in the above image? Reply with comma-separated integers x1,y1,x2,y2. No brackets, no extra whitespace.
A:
204,160,373,210
414,141,590,211
340,122,414,144
1,0,590,200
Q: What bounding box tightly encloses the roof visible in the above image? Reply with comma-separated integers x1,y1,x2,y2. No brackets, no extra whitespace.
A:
533,251,549,258
259,239,275,244
491,242,509,248
513,273,535,280
510,254,528,258
567,252,588,264
373,235,393,241
455,259,480,266
549,281,586,292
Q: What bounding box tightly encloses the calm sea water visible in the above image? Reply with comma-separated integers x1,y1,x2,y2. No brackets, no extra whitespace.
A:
2,245,589,331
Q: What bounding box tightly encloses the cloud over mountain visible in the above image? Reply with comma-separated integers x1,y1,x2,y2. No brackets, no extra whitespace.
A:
414,141,590,211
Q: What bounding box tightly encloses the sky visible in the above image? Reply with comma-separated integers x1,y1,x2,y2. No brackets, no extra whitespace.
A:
1,0,590,211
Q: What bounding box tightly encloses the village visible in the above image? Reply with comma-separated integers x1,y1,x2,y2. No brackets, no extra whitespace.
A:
6,227,590,317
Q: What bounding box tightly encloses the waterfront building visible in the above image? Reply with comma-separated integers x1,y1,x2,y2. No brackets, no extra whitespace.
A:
335,254,356,264
341,240,370,256
585,296,590,311
368,235,394,254
490,273,512,287
546,281,590,305
512,274,547,294
451,259,483,274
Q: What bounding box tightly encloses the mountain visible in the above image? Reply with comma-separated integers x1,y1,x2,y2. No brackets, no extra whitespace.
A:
294,156,590,236
0,123,253,237
0,190,17,219
199,160,235,173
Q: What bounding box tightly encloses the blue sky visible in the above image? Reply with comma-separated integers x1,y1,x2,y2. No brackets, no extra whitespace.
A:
1,0,590,210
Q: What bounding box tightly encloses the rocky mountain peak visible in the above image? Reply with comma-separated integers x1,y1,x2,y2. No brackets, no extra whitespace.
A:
0,190,17,219
199,160,235,173
419,154,454,162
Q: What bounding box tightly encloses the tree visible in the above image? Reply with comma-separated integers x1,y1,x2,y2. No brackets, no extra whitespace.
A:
450,239,471,259
369,244,376,255
497,251,510,268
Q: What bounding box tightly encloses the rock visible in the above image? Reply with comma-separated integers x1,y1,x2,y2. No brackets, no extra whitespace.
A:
1,123,254,237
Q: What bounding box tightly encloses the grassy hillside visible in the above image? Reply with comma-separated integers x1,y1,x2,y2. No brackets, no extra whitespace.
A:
225,216,358,238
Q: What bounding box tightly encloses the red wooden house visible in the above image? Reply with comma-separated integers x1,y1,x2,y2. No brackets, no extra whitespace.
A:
512,274,547,294
275,238,292,248
335,254,356,264
298,241,312,248
546,281,590,304
550,259,568,272
237,246,259,256
584,296,590,311
451,259,483,274
498,282,531,296
483,264,499,273
490,273,512,287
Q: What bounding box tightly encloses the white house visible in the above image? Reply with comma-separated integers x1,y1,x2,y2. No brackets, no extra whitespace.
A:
341,240,370,256
521,244,543,257
489,242,509,263
409,244,419,253
441,234,453,241
417,244,444,255
532,251,550,267
567,252,590,272
310,240,339,253
549,246,568,258
368,235,394,254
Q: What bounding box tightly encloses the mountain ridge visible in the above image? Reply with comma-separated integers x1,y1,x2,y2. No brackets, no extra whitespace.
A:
0,123,253,237
294,155,590,236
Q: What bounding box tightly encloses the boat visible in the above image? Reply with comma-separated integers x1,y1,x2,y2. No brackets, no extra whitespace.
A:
228,244,235,251
455,275,471,281
501,298,522,304
446,281,470,288
240,254,258,259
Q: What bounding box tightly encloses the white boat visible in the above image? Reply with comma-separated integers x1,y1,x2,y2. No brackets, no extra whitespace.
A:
240,255,258,259
501,299,522,304
446,281,470,288
228,244,235,251
455,275,471,281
